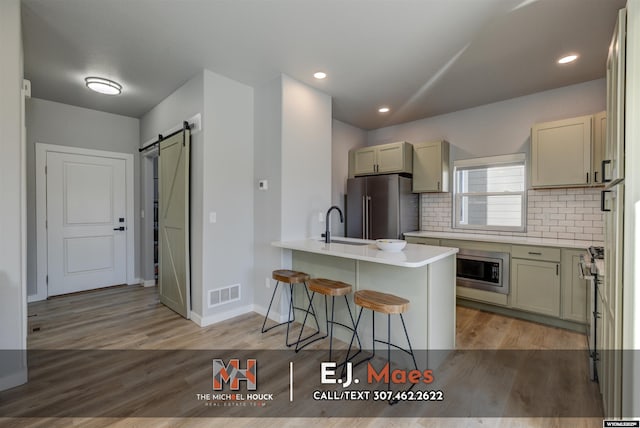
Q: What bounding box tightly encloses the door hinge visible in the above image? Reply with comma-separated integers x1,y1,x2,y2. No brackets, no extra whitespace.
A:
45,219,47,229
46,275,48,284
45,165,47,174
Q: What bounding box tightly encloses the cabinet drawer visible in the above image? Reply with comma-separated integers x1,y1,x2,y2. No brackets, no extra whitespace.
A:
405,236,440,246
511,245,560,262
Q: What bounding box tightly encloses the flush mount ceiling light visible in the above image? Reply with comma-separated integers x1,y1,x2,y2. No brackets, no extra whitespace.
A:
85,77,122,95
378,106,390,113
313,71,327,79
557,54,578,64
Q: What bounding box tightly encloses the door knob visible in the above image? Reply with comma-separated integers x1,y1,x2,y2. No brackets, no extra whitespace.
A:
113,226,125,231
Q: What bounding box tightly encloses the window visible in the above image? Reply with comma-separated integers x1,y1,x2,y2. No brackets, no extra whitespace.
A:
453,153,526,232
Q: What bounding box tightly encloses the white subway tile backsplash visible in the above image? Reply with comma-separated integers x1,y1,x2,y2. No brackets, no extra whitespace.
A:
419,187,604,243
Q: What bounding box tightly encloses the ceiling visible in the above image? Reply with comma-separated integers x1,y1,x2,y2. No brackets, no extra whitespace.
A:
21,0,625,130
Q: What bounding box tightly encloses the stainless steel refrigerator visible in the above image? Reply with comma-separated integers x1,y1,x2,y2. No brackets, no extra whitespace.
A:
345,174,418,240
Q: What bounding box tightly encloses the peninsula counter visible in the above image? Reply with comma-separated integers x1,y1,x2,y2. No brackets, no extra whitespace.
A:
272,238,458,369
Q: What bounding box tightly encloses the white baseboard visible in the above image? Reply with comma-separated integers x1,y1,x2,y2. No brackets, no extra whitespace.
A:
128,277,143,286
142,279,156,287
0,369,27,392
190,305,255,327
27,292,47,303
252,304,287,323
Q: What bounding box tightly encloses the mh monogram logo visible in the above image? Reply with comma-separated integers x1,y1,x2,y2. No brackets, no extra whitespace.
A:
212,359,257,391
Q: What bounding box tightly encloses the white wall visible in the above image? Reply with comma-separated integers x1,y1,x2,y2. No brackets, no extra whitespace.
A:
367,79,606,161
253,76,284,317
140,71,205,317
200,70,254,320
622,0,640,418
0,0,27,390
253,74,332,319
140,69,254,324
281,75,332,241
331,119,367,236
26,98,141,297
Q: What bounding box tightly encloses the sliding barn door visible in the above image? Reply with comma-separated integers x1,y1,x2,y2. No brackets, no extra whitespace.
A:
158,129,191,319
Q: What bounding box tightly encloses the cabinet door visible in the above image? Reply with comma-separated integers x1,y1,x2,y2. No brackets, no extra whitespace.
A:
604,8,625,185
511,258,561,317
560,249,587,323
592,111,606,185
596,287,604,394
353,147,377,176
413,141,447,192
376,143,404,173
531,115,592,187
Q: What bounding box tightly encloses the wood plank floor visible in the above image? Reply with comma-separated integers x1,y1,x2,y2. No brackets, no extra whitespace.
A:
1,285,603,427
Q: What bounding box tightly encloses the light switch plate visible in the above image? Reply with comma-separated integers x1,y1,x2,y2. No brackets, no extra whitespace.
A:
209,212,217,223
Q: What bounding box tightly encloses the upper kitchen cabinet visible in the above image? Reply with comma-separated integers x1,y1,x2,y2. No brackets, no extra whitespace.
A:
412,141,450,193
603,8,626,186
349,141,412,177
530,115,593,188
592,111,607,185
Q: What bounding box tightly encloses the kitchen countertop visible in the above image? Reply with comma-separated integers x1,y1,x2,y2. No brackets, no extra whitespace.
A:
272,237,458,268
404,230,602,250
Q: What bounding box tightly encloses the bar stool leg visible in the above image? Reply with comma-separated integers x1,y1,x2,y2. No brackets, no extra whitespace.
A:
387,314,392,395
262,280,285,333
344,296,362,352
343,306,364,375
294,291,324,349
400,313,419,372
290,282,321,348
285,284,296,346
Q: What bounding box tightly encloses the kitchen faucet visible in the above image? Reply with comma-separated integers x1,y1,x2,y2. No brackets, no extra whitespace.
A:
324,206,344,243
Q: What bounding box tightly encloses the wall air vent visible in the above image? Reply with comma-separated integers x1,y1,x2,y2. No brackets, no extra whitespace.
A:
208,284,241,308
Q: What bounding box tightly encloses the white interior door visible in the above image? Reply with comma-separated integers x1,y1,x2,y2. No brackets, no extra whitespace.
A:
158,129,190,319
46,151,127,296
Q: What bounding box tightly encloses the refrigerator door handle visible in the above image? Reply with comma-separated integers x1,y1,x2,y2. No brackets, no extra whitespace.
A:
366,196,372,239
362,196,366,238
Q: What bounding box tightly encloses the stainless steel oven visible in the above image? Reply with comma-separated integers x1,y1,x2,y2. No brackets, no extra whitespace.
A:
456,249,510,294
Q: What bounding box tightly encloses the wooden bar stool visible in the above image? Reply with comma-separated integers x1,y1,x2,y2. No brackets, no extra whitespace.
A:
295,278,362,362
261,269,320,347
344,289,418,404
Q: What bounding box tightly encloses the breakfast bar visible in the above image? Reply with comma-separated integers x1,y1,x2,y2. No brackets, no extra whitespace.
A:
272,238,458,369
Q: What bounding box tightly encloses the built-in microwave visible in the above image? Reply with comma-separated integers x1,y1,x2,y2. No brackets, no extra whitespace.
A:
456,249,510,294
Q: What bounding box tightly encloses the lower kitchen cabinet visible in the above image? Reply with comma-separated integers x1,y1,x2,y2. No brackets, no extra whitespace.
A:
511,258,561,317
409,236,588,327
560,249,588,323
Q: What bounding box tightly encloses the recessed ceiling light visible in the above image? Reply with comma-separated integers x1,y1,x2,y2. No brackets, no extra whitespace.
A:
313,72,327,79
85,77,122,95
378,107,390,113
557,54,578,64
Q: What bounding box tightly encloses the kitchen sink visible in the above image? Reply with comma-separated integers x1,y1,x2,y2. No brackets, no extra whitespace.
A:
318,239,370,246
